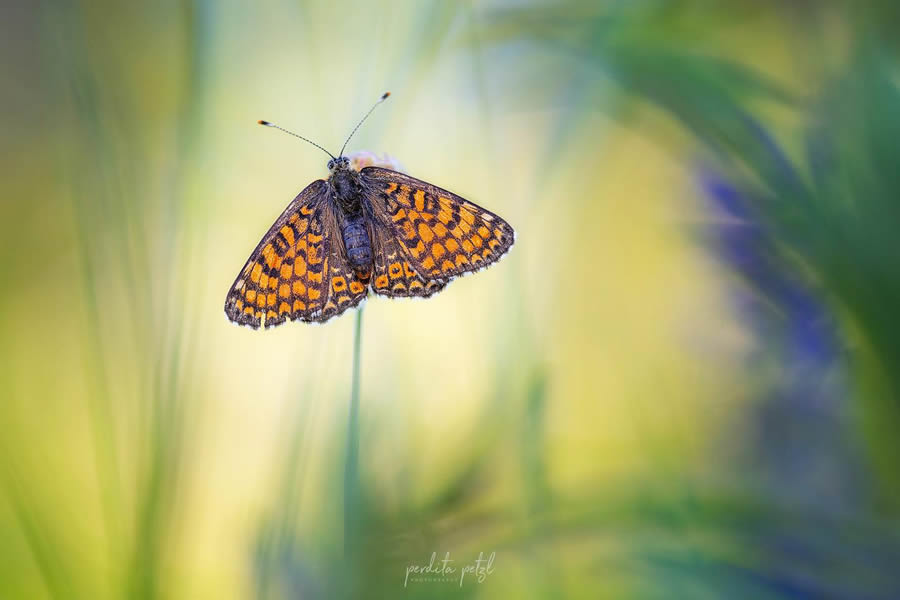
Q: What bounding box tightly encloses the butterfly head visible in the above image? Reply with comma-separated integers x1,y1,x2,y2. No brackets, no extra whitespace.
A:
327,156,352,172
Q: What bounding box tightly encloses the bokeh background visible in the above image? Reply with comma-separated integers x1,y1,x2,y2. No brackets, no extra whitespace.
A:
4,0,900,598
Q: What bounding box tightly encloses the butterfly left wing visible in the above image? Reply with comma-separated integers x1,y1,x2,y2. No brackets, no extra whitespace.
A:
361,167,515,287
224,180,367,329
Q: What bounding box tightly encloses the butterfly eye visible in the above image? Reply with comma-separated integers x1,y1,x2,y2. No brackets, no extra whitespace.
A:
342,157,350,166
327,159,334,170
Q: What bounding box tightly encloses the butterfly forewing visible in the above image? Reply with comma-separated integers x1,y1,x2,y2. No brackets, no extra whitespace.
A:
225,180,338,328
362,167,515,284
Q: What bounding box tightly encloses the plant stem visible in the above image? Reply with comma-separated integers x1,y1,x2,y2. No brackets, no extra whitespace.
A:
344,305,363,558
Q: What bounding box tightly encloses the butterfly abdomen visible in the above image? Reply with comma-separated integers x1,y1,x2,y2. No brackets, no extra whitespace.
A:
341,215,372,269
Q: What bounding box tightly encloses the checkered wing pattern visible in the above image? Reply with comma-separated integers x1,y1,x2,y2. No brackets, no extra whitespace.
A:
224,180,366,328
362,167,515,293
367,223,447,298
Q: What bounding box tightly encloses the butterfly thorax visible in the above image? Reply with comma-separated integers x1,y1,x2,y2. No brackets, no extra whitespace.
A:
329,163,372,271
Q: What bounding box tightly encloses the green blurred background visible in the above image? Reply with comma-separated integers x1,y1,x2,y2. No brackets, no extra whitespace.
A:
4,0,900,598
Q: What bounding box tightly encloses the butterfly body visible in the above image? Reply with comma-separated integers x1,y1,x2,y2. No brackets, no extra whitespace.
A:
328,158,374,272
225,154,515,329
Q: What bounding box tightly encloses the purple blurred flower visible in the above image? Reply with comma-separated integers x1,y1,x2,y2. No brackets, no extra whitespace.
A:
701,169,865,509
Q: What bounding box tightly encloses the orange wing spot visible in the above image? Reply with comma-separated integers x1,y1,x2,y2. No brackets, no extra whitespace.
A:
308,233,323,244
385,182,398,194
288,213,299,224
471,235,483,248
450,226,464,238
267,292,276,307
488,238,500,250
280,225,295,247
235,299,244,310
324,300,337,312
461,239,474,253
300,205,314,216
308,288,321,300
403,262,417,278
391,282,407,292
392,208,407,223
256,294,266,308
295,219,308,236
409,280,424,291
294,258,307,277
402,221,416,240
459,207,476,225
331,276,347,292
307,246,323,265
270,277,279,290
280,263,293,279
410,240,425,258
494,228,504,239
260,273,269,289
446,238,459,252
251,263,262,283
478,226,491,239
407,210,420,224
337,295,351,306
441,259,454,272
432,243,446,259
374,274,389,289
293,281,306,295
482,248,492,259
279,301,290,315
455,254,470,267
262,244,277,269
293,299,306,311
437,204,453,224
266,309,277,320
388,262,403,279
245,289,257,303
243,306,255,316
414,190,426,212
349,280,365,294
460,220,472,234
422,256,435,270
418,222,434,243
471,254,484,265
308,270,323,284
395,185,411,207
279,283,290,298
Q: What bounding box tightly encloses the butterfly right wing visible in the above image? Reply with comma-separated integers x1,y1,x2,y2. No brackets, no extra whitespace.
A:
361,167,515,293
224,180,336,329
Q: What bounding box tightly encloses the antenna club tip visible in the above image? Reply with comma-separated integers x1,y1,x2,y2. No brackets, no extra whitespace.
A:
381,92,390,100
258,119,270,126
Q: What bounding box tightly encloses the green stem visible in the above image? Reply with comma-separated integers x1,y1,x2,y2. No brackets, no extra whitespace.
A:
344,305,364,559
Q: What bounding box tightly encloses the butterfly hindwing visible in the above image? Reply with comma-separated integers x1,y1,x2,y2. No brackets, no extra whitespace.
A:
317,211,370,321
368,222,447,298
225,180,337,329
361,167,515,285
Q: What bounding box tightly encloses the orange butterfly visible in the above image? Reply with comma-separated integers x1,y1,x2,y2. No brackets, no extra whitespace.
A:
224,94,515,329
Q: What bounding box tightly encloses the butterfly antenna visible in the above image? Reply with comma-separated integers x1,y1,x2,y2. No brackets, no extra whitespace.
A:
339,92,390,157
257,120,336,160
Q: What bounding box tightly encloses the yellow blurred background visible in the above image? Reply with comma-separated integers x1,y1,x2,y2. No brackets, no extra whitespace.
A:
4,1,900,598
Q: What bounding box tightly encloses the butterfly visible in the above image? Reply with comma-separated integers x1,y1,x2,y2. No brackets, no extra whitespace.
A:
224,93,515,329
